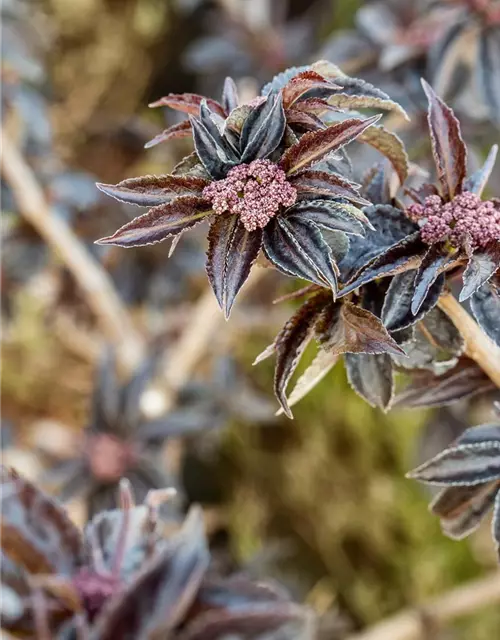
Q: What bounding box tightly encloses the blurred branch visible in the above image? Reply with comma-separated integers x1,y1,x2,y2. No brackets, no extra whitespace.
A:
347,571,500,640
159,268,264,411
1,128,145,374
438,292,500,388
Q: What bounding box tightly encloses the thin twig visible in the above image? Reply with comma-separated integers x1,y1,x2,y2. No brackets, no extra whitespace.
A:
1,128,144,374
438,292,500,388
347,571,500,640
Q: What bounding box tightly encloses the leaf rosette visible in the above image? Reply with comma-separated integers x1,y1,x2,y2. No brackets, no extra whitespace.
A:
96,66,410,317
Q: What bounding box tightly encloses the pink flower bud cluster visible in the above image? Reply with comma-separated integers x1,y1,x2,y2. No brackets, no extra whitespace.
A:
203,159,297,231
407,192,500,249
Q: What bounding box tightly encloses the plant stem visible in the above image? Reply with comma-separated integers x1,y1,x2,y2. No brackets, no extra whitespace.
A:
347,571,500,640
1,128,144,374
438,292,500,388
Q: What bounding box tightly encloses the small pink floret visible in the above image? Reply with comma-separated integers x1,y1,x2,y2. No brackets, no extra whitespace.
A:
407,192,500,249
203,159,297,231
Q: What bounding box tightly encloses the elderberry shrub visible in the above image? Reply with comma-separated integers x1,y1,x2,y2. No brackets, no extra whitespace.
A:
1,467,313,639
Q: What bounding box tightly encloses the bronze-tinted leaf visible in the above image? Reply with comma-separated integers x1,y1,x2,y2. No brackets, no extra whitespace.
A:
281,70,341,108
358,125,409,185
145,120,192,149
320,301,405,357
460,244,500,302
96,196,213,247
421,79,467,201
290,170,369,206
0,467,83,576
240,94,286,162
345,352,394,410
411,245,449,314
326,76,410,121
284,108,325,132
340,232,426,297
275,349,339,416
285,200,366,237
463,144,498,196
190,115,237,180
273,295,327,418
206,214,262,318
149,93,226,117
96,175,210,207
279,115,381,176
94,507,210,639
394,358,495,408
263,218,338,293
222,77,239,113
470,281,500,347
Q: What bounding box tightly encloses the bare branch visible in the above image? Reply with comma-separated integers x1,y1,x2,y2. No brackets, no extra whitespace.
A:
1,128,145,374
348,571,500,640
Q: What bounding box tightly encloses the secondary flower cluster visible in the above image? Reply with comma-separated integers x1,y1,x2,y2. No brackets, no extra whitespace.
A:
202,159,297,231
407,192,500,249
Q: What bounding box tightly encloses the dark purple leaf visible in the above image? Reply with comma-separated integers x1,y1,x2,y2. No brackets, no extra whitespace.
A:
420,307,465,355
411,244,449,315
273,295,327,418
408,442,500,486
279,115,381,176
339,204,419,280
382,270,441,332
199,101,237,157
206,214,262,318
285,200,366,237
431,482,499,539
470,281,500,347
460,244,500,302
149,93,226,117
190,115,237,180
421,79,467,200
345,353,394,410
478,27,500,127
179,604,313,640
463,145,498,196
94,507,210,639
96,175,210,207
222,77,239,113
240,95,286,162
340,232,426,297
263,217,338,293
362,163,390,206
290,170,369,206
0,468,84,576
96,196,213,247
394,358,495,408
145,120,192,149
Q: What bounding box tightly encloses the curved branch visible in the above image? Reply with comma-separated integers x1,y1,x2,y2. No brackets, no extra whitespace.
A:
438,292,500,388
1,128,145,374
347,571,500,640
